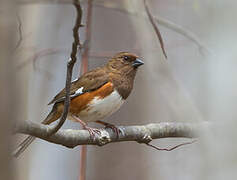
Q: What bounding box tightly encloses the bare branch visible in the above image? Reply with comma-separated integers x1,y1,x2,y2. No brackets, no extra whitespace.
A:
13,12,23,52
93,2,211,56
143,0,167,59
17,0,211,56
46,0,82,136
145,139,197,151
14,121,208,148
155,16,212,56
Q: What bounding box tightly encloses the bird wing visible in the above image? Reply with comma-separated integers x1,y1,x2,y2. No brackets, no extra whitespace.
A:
48,67,109,105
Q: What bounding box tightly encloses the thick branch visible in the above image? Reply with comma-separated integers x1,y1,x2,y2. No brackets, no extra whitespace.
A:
15,121,208,148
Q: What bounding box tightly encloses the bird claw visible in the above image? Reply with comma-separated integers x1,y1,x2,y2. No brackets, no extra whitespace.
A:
104,124,121,139
85,127,101,140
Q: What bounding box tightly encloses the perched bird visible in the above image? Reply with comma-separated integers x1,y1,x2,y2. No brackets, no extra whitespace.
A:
13,52,144,157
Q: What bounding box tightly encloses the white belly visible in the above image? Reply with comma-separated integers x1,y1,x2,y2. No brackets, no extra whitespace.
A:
77,90,125,122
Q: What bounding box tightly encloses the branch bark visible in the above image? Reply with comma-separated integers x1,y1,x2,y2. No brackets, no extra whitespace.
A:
14,121,208,148
45,0,82,136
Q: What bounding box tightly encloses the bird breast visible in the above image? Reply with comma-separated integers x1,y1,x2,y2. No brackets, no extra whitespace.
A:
76,90,125,122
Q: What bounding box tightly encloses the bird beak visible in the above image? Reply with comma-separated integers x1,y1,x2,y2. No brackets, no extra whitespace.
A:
132,58,144,67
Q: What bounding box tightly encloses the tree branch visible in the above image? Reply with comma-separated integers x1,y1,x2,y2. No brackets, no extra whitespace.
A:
93,1,212,56
17,0,212,56
14,121,208,148
13,12,23,52
143,0,167,59
45,0,82,136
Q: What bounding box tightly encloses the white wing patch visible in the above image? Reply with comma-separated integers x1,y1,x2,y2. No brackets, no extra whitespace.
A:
71,78,79,83
75,87,84,94
53,87,84,104
69,87,84,99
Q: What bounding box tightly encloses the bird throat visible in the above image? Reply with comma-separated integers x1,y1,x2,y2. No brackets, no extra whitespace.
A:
110,68,137,100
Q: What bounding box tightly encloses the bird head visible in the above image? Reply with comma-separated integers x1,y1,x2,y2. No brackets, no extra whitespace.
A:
107,52,144,74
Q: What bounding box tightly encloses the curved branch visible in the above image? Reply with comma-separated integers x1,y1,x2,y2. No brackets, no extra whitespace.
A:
46,1,82,136
14,121,208,148
13,12,23,52
144,0,167,58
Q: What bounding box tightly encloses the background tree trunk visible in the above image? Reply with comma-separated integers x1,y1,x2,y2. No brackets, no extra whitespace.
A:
0,1,17,180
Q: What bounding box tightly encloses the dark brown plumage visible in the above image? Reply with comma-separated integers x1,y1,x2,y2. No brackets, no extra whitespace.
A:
13,52,144,157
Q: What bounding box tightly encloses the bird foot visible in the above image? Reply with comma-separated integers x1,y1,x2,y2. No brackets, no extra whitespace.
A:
83,125,102,140
71,115,102,140
95,120,122,138
103,123,121,138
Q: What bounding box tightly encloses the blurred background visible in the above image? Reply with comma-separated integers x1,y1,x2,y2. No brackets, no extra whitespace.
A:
1,0,236,179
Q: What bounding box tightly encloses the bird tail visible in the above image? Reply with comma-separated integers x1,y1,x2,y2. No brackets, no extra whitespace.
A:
13,105,61,158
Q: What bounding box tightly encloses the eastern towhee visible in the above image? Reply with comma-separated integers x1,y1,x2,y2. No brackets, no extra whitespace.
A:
14,52,144,157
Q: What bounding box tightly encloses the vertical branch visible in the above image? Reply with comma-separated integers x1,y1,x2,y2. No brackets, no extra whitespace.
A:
46,0,82,136
143,0,167,59
79,1,93,180
13,12,22,52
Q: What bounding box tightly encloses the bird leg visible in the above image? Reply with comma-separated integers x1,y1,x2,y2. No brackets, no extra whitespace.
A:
72,115,101,139
96,120,121,138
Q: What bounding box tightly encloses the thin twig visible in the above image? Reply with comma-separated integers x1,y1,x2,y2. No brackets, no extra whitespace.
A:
146,139,197,151
93,1,211,56
46,0,82,136
13,12,23,52
155,16,212,56
17,0,211,56
143,0,167,59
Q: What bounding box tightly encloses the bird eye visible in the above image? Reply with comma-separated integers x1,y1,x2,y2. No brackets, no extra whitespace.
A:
123,56,129,61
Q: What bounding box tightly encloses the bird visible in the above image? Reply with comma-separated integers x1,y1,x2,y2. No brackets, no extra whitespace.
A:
13,52,144,157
